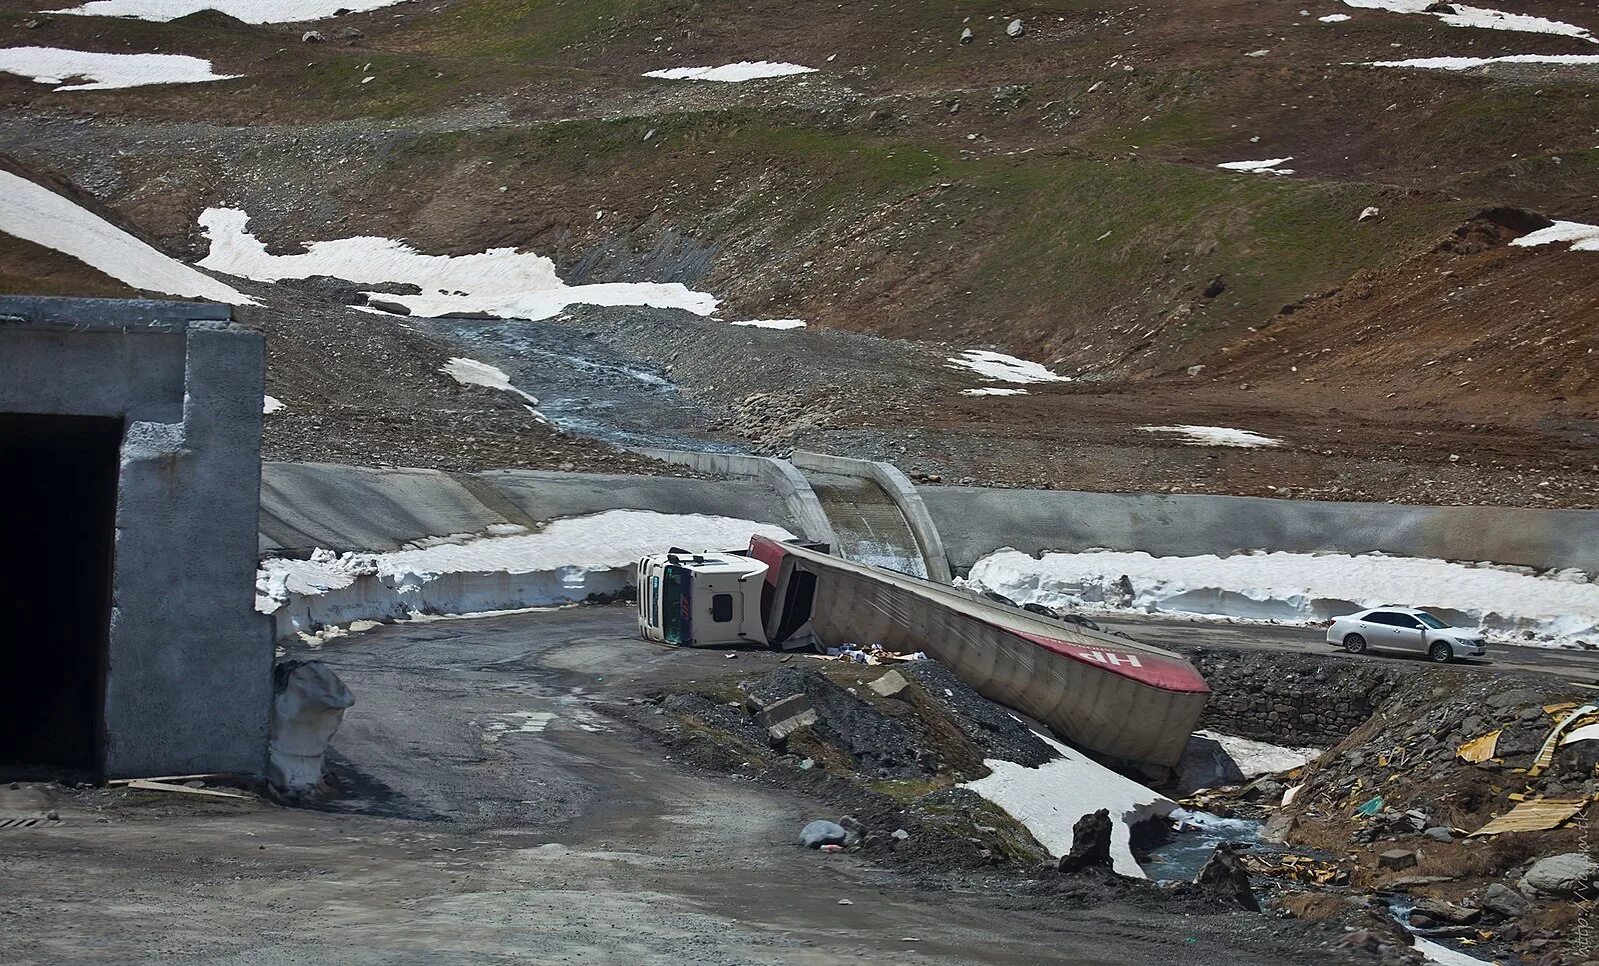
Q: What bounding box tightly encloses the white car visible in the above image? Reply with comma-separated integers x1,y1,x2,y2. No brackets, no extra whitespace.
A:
1325,607,1487,663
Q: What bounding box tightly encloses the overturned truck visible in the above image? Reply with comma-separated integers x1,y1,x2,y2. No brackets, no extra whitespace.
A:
638,536,1209,770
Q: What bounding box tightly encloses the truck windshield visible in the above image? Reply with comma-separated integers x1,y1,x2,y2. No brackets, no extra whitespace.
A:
661,565,691,645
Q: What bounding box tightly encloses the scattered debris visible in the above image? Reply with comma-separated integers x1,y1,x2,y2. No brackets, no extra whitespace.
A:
125,780,251,800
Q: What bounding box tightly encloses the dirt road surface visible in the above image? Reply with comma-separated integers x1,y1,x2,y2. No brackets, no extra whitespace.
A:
1,606,1350,965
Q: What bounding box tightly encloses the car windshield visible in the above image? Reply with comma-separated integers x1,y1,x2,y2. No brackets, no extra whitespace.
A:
1414,612,1449,629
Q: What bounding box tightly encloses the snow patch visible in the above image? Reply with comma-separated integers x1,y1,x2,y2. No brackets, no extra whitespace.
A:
947,350,1070,384
1413,937,1496,966
958,549,1599,648
962,387,1029,396
1195,730,1321,776
0,170,252,305
962,730,1175,878
256,510,795,641
1140,425,1282,447
1511,219,1599,251
263,395,285,415
196,207,717,321
1319,13,1352,22
0,46,238,90
728,318,806,330
644,61,816,82
45,0,407,23
440,357,542,416
1367,53,1599,71
1217,158,1295,176
1341,0,1596,41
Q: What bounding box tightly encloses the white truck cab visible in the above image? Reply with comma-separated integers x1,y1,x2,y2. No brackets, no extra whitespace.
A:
637,551,770,648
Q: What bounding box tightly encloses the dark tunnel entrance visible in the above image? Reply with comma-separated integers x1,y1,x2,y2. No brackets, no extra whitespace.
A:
0,413,122,781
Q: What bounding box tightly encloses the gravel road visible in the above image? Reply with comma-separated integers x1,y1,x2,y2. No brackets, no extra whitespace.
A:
1,606,1352,965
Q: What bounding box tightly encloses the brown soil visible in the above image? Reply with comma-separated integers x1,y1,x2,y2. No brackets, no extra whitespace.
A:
0,0,1595,503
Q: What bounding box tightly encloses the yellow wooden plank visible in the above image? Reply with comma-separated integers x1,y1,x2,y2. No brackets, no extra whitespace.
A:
1470,799,1585,837
1456,731,1501,763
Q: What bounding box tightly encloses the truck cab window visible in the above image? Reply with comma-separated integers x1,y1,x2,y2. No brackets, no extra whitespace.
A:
711,593,734,623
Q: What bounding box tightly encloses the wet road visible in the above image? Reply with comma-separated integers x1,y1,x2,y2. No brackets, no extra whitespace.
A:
1100,613,1599,685
1,605,1348,965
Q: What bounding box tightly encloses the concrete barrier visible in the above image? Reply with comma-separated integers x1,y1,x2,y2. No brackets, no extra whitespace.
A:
920,487,1599,573
628,446,837,546
790,450,953,583
261,461,798,555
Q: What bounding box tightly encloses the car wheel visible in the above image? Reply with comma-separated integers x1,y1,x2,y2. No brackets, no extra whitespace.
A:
1343,633,1367,654
1429,641,1453,664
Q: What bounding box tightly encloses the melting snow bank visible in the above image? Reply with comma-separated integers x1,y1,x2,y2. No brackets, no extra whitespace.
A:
959,549,1599,648
1413,937,1496,966
439,357,544,419
962,731,1174,878
1140,425,1282,448
256,510,795,641
1341,0,1597,42
1217,158,1295,176
45,0,407,22
1195,730,1321,777
947,349,1071,385
0,170,252,305
196,207,717,321
1511,218,1599,251
0,46,238,90
1367,54,1599,71
644,62,816,82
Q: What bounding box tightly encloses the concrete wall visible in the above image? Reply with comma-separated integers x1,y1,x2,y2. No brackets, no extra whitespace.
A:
261,462,798,555
629,445,836,545
790,450,952,582
0,297,272,779
922,487,1599,573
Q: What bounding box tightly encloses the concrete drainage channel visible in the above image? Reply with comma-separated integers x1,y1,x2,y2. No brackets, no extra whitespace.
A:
632,446,952,583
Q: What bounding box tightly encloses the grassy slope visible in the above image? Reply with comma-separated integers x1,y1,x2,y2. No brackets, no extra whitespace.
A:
3,0,1595,377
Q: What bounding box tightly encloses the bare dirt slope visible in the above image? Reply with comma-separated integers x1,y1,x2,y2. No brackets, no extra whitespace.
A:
0,0,1594,503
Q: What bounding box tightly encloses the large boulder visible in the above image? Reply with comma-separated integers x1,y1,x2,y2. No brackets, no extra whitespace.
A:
1480,882,1532,918
1194,842,1259,911
1057,809,1114,874
798,820,848,849
1522,853,1599,896
1408,898,1479,926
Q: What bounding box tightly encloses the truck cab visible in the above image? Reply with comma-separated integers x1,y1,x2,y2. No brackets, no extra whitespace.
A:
637,551,770,648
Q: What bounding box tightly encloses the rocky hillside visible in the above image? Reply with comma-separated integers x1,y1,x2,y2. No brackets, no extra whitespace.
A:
1,0,1595,503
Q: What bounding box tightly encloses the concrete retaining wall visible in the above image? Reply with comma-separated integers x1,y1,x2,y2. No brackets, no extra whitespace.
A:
628,446,836,546
1173,644,1415,746
261,461,797,555
921,487,1599,573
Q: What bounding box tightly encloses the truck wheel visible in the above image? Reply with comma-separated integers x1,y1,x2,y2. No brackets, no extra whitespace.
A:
1429,641,1453,663
1343,634,1366,654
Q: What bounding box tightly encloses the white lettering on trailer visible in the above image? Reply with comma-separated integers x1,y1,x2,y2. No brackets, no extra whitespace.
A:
1082,650,1144,668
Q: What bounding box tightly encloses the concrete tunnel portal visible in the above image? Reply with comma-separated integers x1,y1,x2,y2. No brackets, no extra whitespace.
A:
0,413,122,779
0,296,274,784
